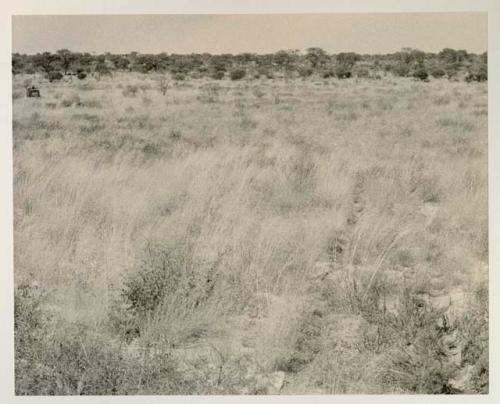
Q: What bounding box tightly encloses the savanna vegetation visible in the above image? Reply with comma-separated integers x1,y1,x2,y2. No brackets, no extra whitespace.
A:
13,47,488,395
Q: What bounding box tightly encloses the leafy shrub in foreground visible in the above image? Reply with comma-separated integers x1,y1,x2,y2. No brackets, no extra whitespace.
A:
122,244,185,316
15,284,187,395
379,285,489,394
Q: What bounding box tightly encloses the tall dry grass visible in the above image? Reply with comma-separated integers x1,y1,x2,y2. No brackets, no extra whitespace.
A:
13,72,488,394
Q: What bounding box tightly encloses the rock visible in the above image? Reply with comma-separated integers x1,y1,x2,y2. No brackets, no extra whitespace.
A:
449,365,474,392
256,371,286,394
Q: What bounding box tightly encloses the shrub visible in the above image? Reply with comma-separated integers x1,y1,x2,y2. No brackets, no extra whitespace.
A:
210,70,225,80
393,63,410,77
122,84,139,97
430,67,446,79
173,73,186,81
121,244,185,316
230,69,246,81
335,66,352,79
297,66,313,78
465,65,487,82
77,72,87,80
257,67,274,79
47,71,63,82
321,69,336,79
353,66,370,78
379,289,459,393
17,307,183,394
60,94,81,108
413,67,429,81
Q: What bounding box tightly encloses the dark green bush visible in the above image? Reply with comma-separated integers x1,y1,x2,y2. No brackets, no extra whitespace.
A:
48,71,63,82
173,73,186,81
210,70,225,80
413,67,429,81
465,65,487,82
393,63,410,77
430,67,446,78
297,66,313,78
121,244,184,316
321,69,335,79
335,66,352,79
77,72,87,80
230,69,246,80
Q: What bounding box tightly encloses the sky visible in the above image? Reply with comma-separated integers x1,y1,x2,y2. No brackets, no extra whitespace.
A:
12,13,488,55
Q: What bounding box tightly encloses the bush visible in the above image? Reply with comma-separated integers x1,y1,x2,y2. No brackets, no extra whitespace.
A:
173,73,186,81
321,69,335,79
77,72,87,80
257,67,274,79
60,94,81,108
230,69,246,81
210,70,225,80
413,67,429,81
122,84,139,97
353,66,370,78
297,66,313,78
430,67,446,79
335,66,352,79
393,63,410,77
378,289,459,393
121,244,185,316
465,65,487,82
47,71,63,82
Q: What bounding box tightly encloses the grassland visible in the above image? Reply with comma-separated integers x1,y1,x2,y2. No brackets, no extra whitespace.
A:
13,72,488,394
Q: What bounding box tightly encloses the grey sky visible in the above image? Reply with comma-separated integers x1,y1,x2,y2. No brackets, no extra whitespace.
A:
12,13,487,55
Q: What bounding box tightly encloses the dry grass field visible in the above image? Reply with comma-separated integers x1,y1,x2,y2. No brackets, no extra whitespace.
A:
13,72,488,394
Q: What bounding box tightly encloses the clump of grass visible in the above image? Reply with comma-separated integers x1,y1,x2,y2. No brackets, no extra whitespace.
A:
436,117,475,132
122,84,139,97
60,94,81,108
197,83,221,103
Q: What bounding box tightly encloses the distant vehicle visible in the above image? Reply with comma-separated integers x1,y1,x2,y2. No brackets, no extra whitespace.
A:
26,85,40,98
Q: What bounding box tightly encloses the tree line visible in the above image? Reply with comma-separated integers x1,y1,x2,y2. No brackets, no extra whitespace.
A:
12,47,487,82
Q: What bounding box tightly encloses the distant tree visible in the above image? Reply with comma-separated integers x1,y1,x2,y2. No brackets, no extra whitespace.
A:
33,52,60,74
12,53,26,74
335,52,361,69
413,65,429,81
109,55,131,70
56,49,76,74
273,50,300,78
305,47,329,69
136,54,164,72
94,62,111,80
297,65,313,78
